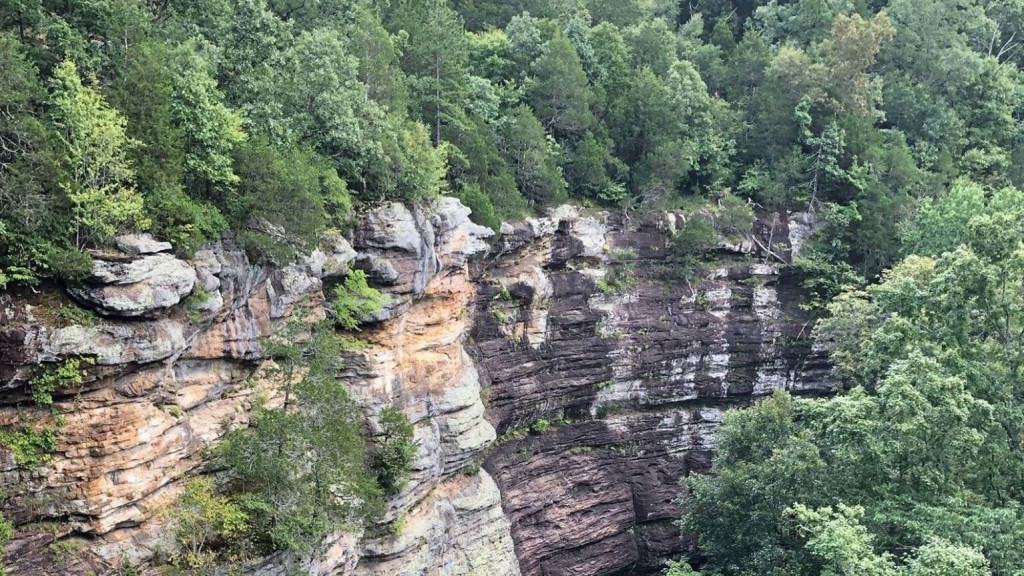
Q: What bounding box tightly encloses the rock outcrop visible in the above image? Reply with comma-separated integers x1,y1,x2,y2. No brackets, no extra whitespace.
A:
0,198,514,576
0,199,827,576
66,250,197,318
471,208,830,575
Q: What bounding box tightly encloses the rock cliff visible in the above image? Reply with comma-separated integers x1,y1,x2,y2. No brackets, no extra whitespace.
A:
0,198,516,576
471,207,831,575
0,199,827,576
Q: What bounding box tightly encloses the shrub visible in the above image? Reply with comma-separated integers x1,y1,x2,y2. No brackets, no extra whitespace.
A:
385,513,407,536
30,357,94,407
370,408,419,496
481,171,530,222
454,185,502,232
0,358,92,468
186,285,211,322
530,418,551,434
793,255,864,311
331,270,387,330
0,424,58,467
53,304,97,327
598,248,638,294
145,187,227,257
716,192,754,237
0,512,12,576
45,246,94,282
167,477,248,572
669,217,716,278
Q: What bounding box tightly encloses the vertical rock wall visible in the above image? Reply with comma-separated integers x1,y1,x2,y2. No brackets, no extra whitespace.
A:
0,199,829,576
471,208,830,575
0,198,519,576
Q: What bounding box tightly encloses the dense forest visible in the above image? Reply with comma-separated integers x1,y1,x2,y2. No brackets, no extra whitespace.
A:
3,0,1019,288
1,0,1024,574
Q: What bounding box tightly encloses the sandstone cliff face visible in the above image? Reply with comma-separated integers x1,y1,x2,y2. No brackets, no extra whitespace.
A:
471,207,830,575
0,198,518,576
0,199,827,576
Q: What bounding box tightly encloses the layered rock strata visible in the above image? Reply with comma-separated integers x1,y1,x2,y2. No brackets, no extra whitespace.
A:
472,208,830,575
0,201,516,576
0,200,828,576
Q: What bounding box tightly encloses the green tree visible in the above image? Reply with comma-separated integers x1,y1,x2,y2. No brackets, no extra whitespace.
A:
528,30,593,140
168,44,246,199
370,407,419,496
587,22,632,118
0,32,60,285
387,0,470,147
790,504,896,576
664,59,735,191
623,18,677,76
109,41,227,255
230,138,349,264
215,313,379,554
505,11,545,70
167,477,249,572
347,4,410,113
50,60,147,248
498,105,568,206
820,12,894,119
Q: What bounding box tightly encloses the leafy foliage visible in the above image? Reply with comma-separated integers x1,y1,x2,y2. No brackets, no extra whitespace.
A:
370,407,419,497
166,477,248,572
0,0,1017,289
213,311,380,555
0,425,58,468
0,511,10,576
669,218,717,279
50,60,147,248
331,270,387,331
679,182,1024,575
30,357,94,406
0,357,92,468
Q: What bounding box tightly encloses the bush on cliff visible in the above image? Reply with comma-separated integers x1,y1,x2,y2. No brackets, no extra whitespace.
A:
213,313,381,555
370,407,419,497
331,270,388,331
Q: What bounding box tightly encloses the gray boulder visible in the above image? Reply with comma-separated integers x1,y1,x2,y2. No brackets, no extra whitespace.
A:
114,234,173,255
68,254,197,317
319,231,358,278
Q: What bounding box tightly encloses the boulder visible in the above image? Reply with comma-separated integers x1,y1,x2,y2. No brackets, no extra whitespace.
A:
319,231,358,278
67,254,197,318
41,320,187,366
432,196,494,266
114,234,173,255
352,202,437,296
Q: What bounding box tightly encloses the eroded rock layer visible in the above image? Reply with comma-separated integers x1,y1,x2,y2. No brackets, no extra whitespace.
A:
0,200,828,576
472,208,830,575
0,200,516,576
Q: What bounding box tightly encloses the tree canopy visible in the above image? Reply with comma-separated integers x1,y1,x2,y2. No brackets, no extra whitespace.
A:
0,0,1018,289
678,182,1024,575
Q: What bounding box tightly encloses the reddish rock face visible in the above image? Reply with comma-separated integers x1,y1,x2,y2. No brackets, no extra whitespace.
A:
473,211,831,576
0,199,828,576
